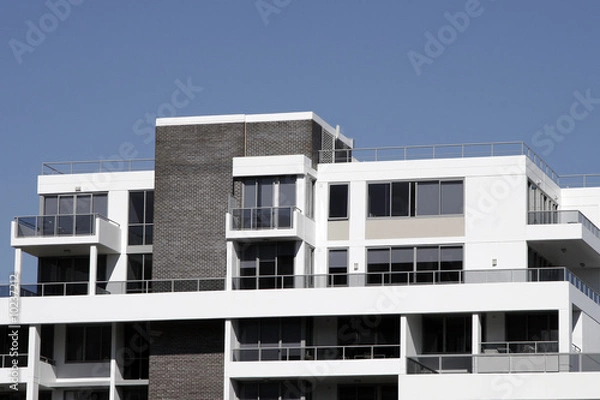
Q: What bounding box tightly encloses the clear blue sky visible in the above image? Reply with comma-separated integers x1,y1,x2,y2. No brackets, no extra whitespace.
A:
2,0,600,281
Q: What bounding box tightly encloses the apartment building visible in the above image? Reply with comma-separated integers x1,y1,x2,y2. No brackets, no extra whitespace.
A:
2,111,600,400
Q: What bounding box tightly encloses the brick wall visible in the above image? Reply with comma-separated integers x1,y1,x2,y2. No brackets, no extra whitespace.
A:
150,117,323,399
148,320,224,400
153,122,245,279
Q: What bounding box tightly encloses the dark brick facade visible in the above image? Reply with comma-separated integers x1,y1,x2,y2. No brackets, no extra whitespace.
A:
153,122,245,280
148,320,224,400
150,116,327,399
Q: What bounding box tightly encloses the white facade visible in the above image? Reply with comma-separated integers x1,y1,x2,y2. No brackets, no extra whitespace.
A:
2,113,600,400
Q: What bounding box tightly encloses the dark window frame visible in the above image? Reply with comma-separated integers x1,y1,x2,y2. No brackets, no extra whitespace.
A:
65,324,111,363
367,180,464,218
128,190,154,246
328,183,349,220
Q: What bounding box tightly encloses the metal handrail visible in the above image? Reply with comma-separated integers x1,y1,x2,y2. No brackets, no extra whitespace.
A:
230,206,297,230
96,278,226,295
233,344,400,362
14,213,118,238
408,353,600,374
481,340,559,354
42,159,155,175
528,210,600,240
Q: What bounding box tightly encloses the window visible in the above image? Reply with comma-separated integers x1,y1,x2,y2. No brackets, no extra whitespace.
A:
306,177,316,219
366,245,463,284
239,177,296,229
38,256,107,295
237,242,296,289
42,193,108,235
328,249,348,287
64,391,109,400
238,381,308,400
128,190,154,245
329,184,349,219
367,180,463,217
423,315,472,354
237,318,303,361
127,254,153,293
43,193,108,216
65,325,111,362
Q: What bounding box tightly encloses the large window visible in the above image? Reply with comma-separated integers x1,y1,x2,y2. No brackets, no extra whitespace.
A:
126,254,153,293
38,256,107,295
423,315,472,354
367,245,463,284
367,180,463,217
329,184,349,219
238,381,309,400
328,249,348,287
128,191,154,245
238,242,296,289
65,324,111,362
238,176,296,229
42,193,108,235
237,318,303,361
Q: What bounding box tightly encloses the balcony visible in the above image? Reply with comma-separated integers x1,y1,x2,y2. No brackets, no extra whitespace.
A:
11,214,121,256
527,210,600,270
226,206,314,243
233,344,400,362
407,353,600,374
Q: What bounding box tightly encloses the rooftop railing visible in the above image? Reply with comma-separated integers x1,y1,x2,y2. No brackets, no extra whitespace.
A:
14,214,118,238
42,159,154,175
233,344,400,362
528,210,600,240
407,353,600,374
319,141,561,182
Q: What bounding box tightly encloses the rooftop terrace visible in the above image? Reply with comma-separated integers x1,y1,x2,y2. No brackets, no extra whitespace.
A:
41,142,600,188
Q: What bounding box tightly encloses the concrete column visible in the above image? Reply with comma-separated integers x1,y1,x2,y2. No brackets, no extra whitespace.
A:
559,306,572,353
472,313,481,355
399,315,408,374
13,248,22,280
89,245,98,296
26,325,41,400
109,322,120,400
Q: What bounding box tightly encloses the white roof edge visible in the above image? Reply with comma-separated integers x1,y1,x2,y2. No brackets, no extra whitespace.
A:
155,112,353,147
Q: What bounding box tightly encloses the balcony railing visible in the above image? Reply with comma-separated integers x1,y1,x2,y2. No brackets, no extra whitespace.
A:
232,268,567,289
17,282,89,296
319,142,561,183
96,278,226,294
0,354,28,368
230,207,295,230
42,159,154,175
481,341,559,354
14,214,118,237
528,210,600,240
408,353,600,374
233,344,400,362
3,267,597,303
